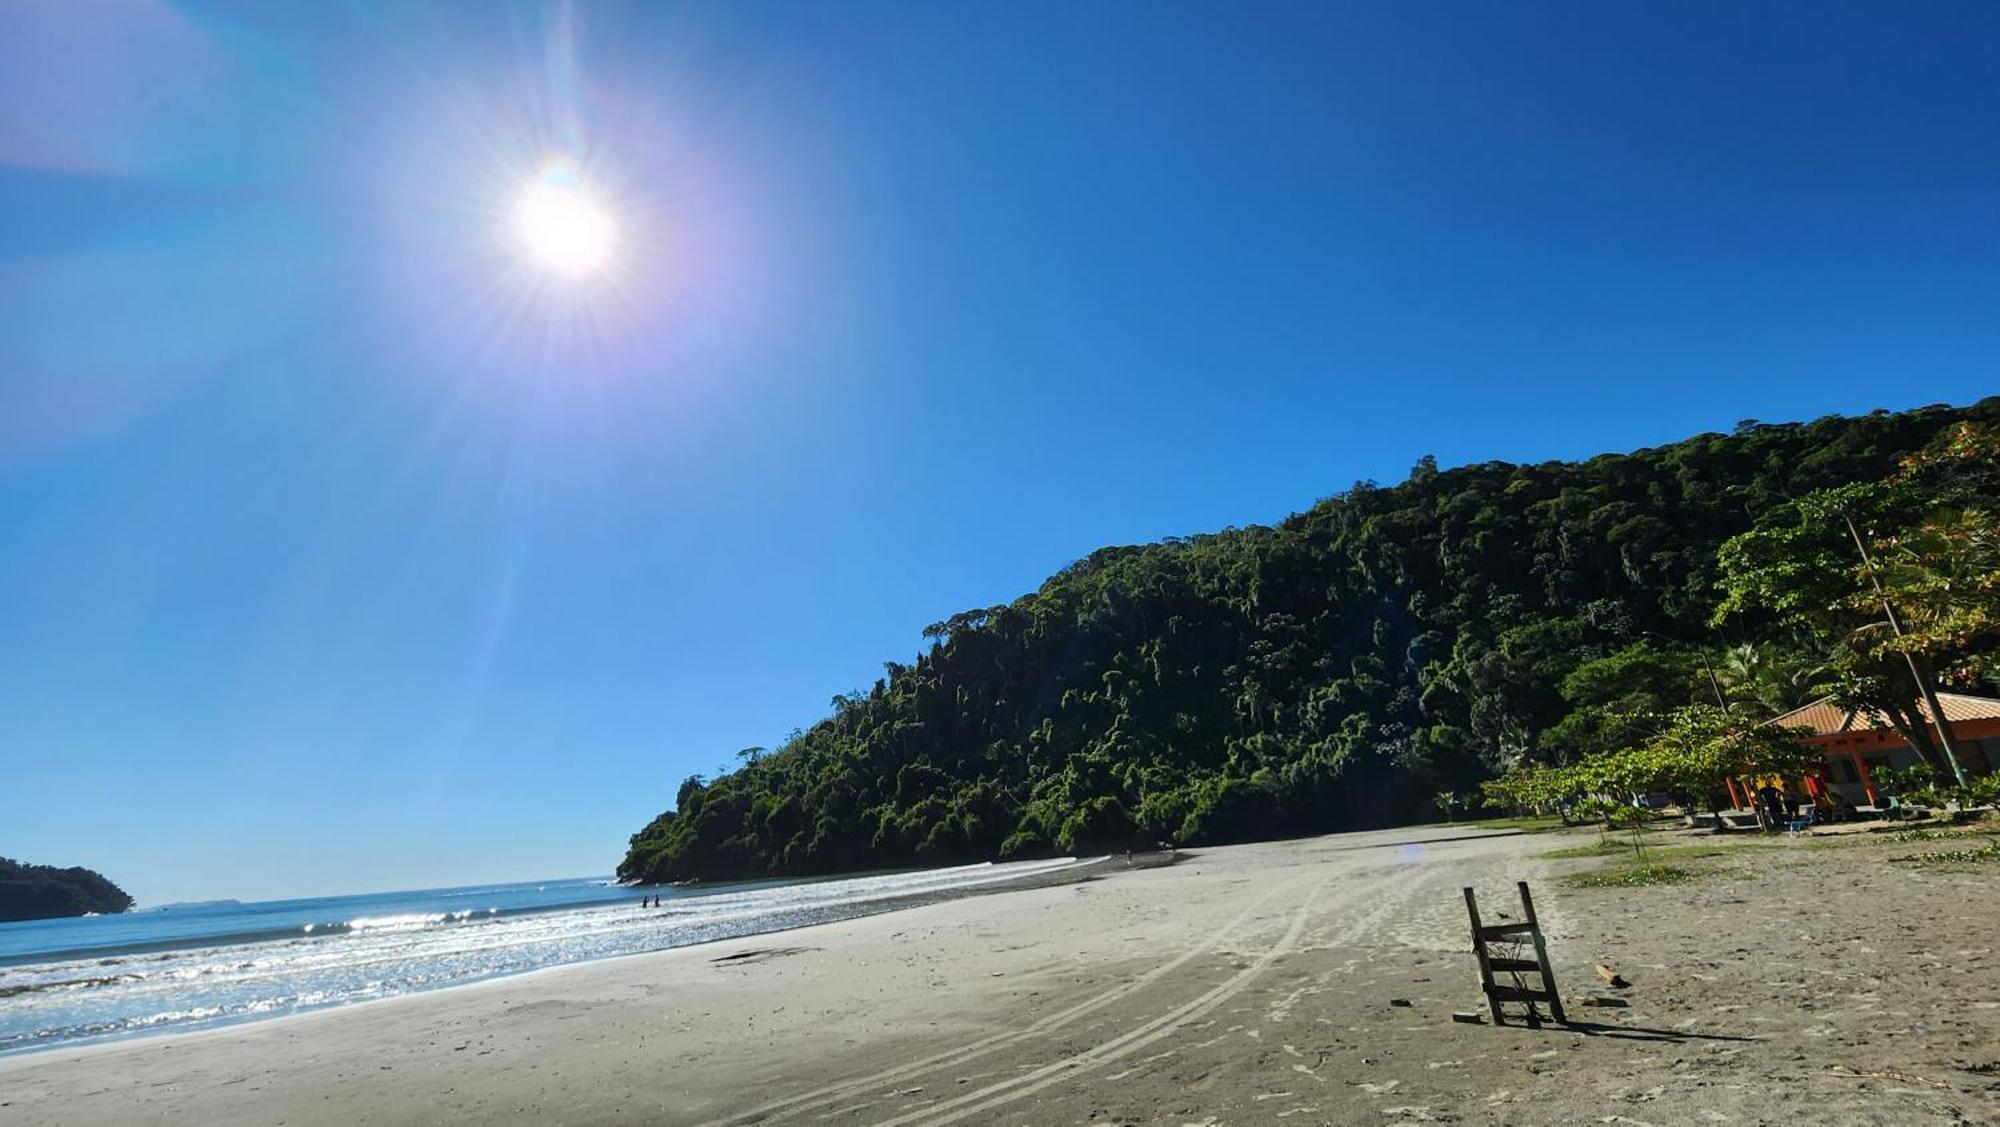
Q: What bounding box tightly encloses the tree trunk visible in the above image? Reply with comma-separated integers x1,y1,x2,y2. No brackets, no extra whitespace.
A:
1877,699,1951,778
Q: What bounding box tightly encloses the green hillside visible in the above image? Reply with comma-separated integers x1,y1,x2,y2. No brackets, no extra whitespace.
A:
621,400,1999,883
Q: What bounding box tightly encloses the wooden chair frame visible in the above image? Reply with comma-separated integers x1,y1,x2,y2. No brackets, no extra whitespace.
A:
1463,881,1566,1026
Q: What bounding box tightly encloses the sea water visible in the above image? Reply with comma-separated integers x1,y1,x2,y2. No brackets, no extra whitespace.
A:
0,856,1089,1055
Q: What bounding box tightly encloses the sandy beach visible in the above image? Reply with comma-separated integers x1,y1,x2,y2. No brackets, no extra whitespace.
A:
2,823,1993,1126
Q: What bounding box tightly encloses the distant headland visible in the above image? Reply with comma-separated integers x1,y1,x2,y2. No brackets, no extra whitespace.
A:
0,857,134,922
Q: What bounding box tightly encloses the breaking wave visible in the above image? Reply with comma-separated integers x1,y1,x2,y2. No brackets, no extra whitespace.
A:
0,856,1095,1056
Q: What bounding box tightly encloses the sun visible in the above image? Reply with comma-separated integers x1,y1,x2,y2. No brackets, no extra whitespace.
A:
513,161,616,278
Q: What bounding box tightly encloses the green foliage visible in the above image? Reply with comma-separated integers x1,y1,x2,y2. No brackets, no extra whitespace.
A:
1889,839,2000,868
1887,825,1995,843
1538,837,1646,859
1874,765,2000,812
1479,702,1817,823
1627,705,1816,808
620,401,2000,884
1056,796,1138,853
1433,791,1463,822
1480,763,1577,815
1713,641,1836,720
1539,642,1700,762
1863,424,2000,687
1870,764,1937,801
1714,422,2000,774
1564,863,1704,888
1964,773,2000,809
1568,795,1636,827
0,858,133,922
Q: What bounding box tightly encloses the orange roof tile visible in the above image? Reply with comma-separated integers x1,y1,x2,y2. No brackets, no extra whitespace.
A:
1764,692,2000,737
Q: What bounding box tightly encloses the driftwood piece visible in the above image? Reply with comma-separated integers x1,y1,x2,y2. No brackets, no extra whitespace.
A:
1827,1065,1955,1091
1593,963,1630,988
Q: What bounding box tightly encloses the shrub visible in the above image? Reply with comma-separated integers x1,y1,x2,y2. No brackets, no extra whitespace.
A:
1057,796,1137,853
997,828,1050,860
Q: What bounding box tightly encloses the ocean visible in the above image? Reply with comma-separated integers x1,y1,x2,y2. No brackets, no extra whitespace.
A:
0,856,1090,1056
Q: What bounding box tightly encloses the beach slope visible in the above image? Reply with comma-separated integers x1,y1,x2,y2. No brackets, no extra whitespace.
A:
2,824,1992,1125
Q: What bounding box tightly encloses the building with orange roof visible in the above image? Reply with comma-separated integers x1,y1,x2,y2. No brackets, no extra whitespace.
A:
1760,691,2000,807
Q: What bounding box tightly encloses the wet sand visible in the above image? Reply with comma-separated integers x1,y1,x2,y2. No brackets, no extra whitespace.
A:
1,822,1993,1125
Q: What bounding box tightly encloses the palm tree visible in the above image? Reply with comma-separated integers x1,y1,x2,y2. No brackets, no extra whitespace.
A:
1434,791,1462,823
1716,641,1833,719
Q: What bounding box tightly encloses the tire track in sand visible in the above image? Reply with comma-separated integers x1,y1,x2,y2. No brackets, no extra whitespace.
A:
882,861,1428,1126
698,870,1315,1127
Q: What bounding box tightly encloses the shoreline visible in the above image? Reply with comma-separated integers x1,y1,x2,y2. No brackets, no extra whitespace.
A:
4,823,1990,1125
0,826,1518,1121
0,855,1112,1064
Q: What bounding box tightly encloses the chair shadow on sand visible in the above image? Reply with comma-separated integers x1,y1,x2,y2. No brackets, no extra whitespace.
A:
1500,1016,1759,1044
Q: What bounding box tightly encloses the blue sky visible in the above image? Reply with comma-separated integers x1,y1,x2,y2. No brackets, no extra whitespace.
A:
3,1,1995,903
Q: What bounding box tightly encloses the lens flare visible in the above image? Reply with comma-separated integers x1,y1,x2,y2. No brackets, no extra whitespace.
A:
513,161,615,278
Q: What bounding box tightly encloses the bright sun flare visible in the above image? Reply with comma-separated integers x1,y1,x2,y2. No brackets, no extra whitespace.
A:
514,163,616,278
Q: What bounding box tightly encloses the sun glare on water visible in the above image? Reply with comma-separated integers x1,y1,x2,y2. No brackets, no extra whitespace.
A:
514,161,616,278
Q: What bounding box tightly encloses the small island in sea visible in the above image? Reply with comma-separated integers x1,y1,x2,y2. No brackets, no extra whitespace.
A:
0,857,134,922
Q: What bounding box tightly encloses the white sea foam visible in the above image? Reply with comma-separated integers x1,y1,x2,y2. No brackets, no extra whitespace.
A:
341,909,490,932
0,856,1093,1055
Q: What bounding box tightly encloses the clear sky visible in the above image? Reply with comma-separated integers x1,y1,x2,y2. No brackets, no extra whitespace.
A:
3,2,1996,904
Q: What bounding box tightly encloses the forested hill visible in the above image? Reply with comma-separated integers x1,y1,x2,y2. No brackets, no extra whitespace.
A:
621,400,2000,883
0,858,134,922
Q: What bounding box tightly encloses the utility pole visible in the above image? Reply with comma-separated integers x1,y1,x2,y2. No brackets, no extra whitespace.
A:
1695,649,1730,714
1694,647,1744,816
1642,630,1741,813
1839,509,1969,788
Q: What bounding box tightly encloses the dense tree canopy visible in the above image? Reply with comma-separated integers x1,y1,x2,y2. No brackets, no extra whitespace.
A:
622,400,2000,883
0,858,134,922
1716,420,2000,775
